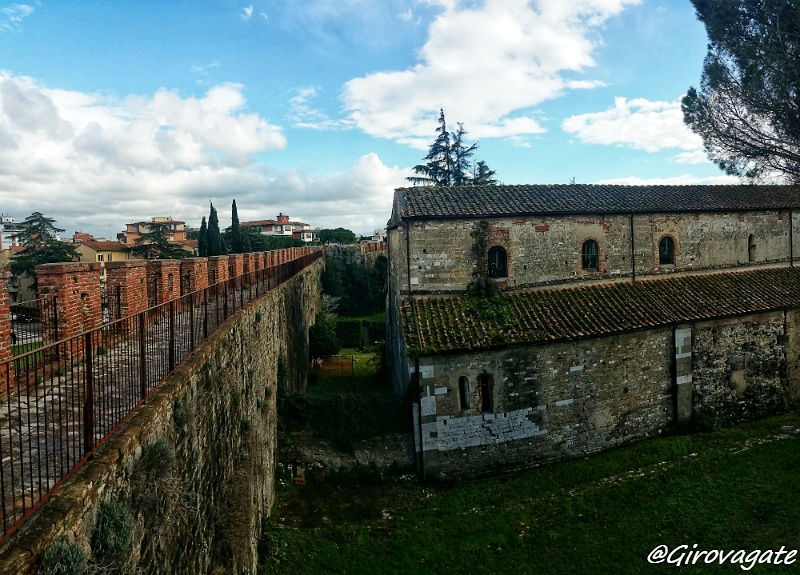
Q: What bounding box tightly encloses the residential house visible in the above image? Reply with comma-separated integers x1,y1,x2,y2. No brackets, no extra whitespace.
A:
241,213,319,243
119,217,188,246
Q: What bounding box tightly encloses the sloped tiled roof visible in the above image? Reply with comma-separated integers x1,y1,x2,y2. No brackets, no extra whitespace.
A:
402,267,800,354
80,241,131,252
393,184,800,220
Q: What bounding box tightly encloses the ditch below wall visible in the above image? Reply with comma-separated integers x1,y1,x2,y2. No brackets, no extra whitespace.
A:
0,260,322,575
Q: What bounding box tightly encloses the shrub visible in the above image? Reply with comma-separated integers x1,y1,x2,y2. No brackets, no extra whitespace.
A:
38,540,86,575
91,501,132,563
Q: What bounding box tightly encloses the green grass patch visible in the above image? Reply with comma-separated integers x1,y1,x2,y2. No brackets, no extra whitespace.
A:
262,411,800,574
308,347,389,396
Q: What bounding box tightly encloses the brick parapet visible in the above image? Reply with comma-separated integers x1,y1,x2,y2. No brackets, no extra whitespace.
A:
35,262,103,349
228,254,244,288
208,256,230,286
146,260,182,306
105,261,149,319
180,258,210,301
0,266,13,387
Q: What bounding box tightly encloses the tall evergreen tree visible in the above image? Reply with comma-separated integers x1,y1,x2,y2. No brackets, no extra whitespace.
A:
406,109,497,187
11,212,79,291
473,160,498,185
682,0,800,182
230,199,244,254
207,203,226,256
198,216,208,257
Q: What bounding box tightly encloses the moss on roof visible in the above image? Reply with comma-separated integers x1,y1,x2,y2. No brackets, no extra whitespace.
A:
402,267,800,354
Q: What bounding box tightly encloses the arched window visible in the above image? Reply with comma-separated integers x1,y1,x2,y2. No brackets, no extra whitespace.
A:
659,236,675,266
581,240,599,271
748,234,756,263
458,376,470,410
488,246,507,278
479,373,493,413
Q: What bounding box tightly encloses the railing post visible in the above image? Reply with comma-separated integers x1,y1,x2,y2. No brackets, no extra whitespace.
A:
139,313,147,400
203,287,209,340
169,300,176,372
83,332,95,456
189,295,195,351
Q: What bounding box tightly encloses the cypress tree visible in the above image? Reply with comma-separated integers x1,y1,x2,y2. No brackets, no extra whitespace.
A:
198,216,208,257
207,203,224,256
230,199,244,254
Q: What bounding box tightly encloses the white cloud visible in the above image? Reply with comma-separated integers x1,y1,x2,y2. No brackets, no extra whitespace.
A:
562,96,704,153
288,86,349,130
241,5,253,20
0,72,397,238
342,0,640,145
0,3,34,33
596,174,739,186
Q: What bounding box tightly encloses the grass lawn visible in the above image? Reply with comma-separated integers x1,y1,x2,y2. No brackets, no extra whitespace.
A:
262,411,800,574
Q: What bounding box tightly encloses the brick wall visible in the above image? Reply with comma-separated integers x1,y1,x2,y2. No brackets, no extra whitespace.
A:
146,260,182,306
0,267,13,387
105,261,148,319
207,256,230,286
179,258,210,299
36,262,103,350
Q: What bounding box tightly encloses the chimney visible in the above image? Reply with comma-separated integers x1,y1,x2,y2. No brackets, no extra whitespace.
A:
277,213,289,223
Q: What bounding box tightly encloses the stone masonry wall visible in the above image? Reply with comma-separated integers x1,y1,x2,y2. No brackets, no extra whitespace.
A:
394,211,800,295
417,328,675,478
0,259,323,575
417,310,800,479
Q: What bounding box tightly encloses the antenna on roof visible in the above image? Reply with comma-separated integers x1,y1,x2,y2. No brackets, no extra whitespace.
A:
568,177,576,185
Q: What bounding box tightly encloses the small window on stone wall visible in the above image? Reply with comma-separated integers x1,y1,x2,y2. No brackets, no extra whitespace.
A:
459,376,470,410
581,240,599,271
479,373,493,413
488,246,507,278
748,234,756,263
659,236,675,266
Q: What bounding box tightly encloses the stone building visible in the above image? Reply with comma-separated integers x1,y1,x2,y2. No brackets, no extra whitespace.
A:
386,184,800,479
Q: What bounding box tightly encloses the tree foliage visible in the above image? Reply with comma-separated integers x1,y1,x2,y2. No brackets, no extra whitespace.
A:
207,203,227,256
309,295,341,358
131,222,191,260
228,199,251,253
407,109,498,187
198,216,208,257
682,0,800,182
322,254,387,316
318,228,358,245
10,212,79,290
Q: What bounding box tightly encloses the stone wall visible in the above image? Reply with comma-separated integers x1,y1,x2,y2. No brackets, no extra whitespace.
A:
416,310,800,479
0,260,323,575
389,211,800,295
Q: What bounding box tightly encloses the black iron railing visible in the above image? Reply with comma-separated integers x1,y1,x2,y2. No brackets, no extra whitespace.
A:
0,248,322,543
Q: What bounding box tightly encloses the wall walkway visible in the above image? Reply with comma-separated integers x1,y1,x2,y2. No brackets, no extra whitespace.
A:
0,248,323,574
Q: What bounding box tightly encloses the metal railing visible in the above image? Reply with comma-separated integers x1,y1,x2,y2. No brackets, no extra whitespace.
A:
0,248,322,543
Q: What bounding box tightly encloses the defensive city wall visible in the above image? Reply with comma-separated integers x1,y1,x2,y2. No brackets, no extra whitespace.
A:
0,247,323,574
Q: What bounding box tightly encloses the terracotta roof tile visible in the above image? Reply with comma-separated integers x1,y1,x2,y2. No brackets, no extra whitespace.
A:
394,184,800,219
402,267,800,354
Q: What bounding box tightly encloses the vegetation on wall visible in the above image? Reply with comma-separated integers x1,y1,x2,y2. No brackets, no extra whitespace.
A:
309,295,341,359
322,254,387,317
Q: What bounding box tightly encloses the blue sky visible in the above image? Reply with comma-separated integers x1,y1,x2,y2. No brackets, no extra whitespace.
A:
0,0,735,239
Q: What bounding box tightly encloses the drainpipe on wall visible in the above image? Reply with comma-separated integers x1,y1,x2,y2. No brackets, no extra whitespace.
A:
629,213,636,281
